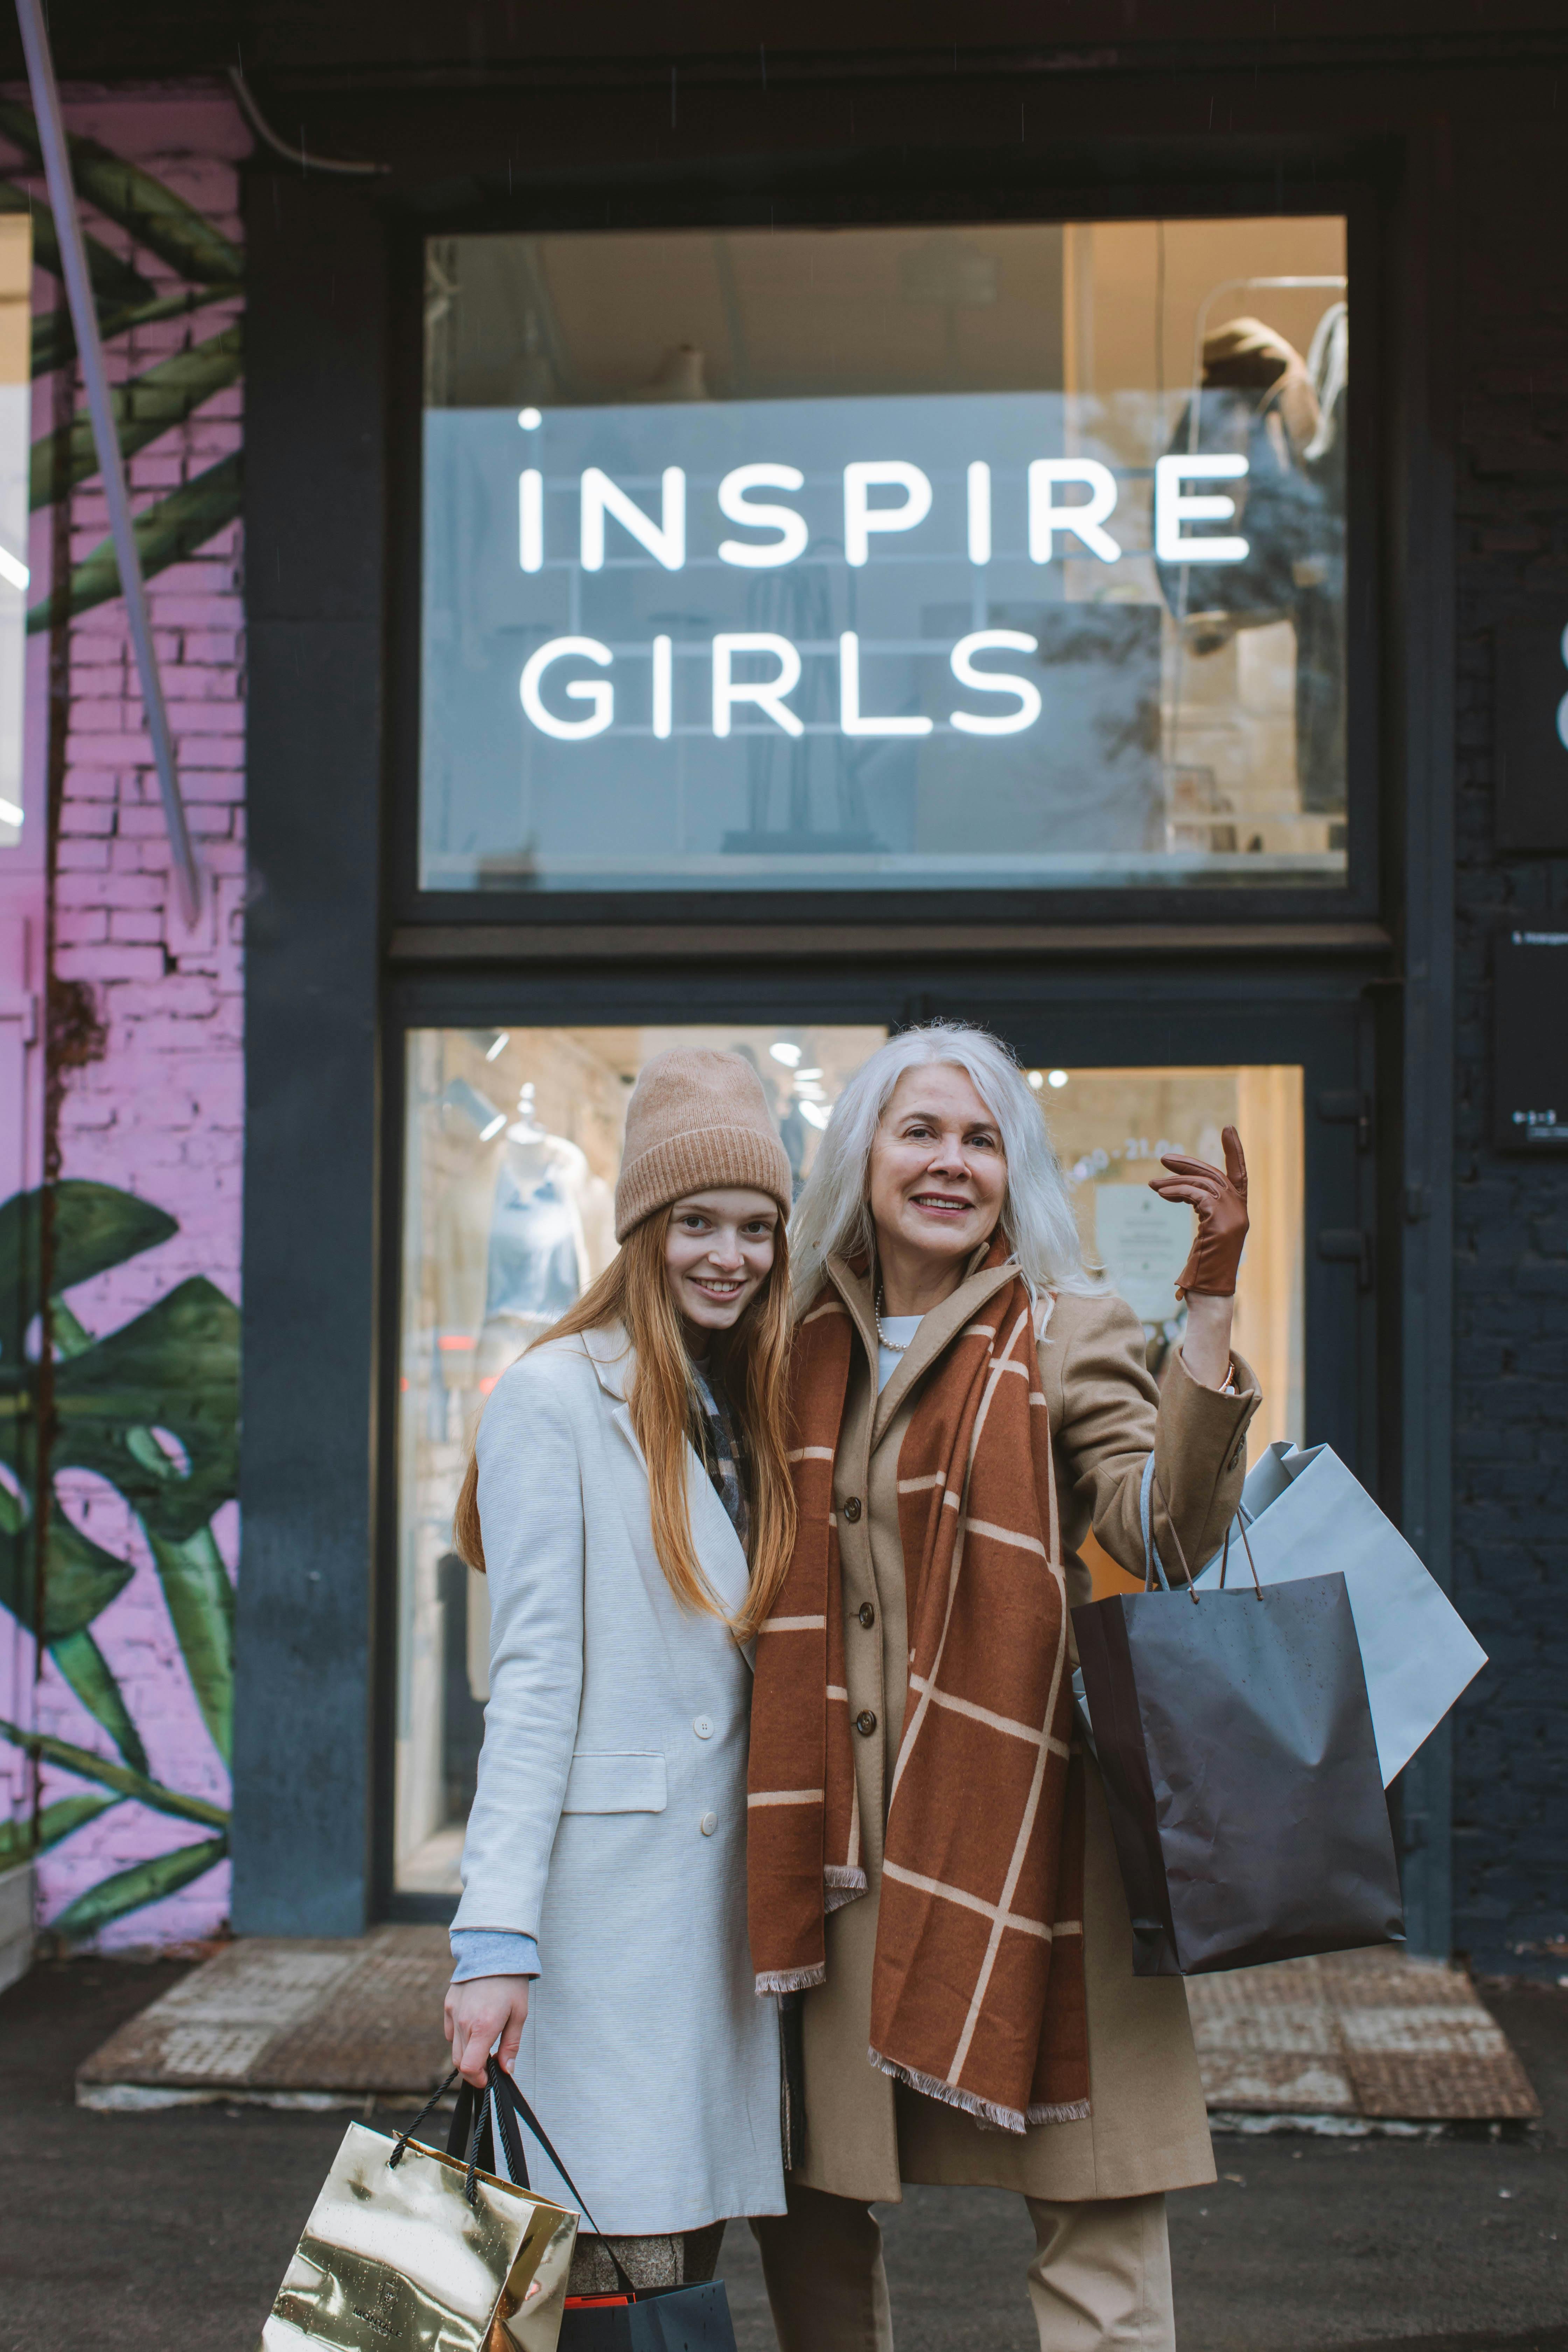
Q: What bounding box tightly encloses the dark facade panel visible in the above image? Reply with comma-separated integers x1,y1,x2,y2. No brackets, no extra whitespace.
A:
233,176,387,1936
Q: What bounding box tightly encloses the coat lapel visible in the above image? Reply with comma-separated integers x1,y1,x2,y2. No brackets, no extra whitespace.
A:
576,1322,751,1622
826,1253,1023,1451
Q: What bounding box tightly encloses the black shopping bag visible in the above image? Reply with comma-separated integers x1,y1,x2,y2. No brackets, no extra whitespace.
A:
454,2060,740,2352
1071,1458,1404,1977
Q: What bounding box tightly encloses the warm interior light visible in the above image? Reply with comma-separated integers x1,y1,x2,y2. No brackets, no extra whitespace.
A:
1028,1070,1044,1089
770,1041,802,1066
1048,1070,1069,1089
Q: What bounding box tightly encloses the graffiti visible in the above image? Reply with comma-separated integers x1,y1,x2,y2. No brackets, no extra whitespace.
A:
0,1180,238,1937
0,93,244,629
0,100,246,1944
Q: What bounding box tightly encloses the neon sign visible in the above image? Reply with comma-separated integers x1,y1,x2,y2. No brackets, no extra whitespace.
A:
513,449,1250,744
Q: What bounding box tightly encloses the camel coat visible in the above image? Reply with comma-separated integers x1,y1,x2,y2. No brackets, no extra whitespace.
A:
793,1254,1261,2206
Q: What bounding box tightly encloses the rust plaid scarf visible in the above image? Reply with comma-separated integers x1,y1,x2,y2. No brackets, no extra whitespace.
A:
747,1242,1089,2133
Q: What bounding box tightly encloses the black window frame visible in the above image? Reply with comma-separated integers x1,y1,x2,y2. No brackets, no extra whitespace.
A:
386,172,1384,936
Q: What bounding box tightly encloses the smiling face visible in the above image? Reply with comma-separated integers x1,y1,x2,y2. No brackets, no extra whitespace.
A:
867,1063,1008,1281
663,1187,780,1342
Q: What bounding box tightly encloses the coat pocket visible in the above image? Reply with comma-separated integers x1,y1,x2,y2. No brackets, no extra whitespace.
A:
560,1751,668,1814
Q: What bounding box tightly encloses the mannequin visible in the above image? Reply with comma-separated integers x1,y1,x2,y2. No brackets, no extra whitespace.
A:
433,1082,604,1388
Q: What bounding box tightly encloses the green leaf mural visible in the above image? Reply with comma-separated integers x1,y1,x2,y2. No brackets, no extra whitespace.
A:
0,115,246,1935
30,324,243,511
51,1279,240,1542
48,1834,229,1941
0,1721,227,1831
4,93,244,623
43,1180,180,1307
145,1527,234,1765
0,179,154,310
0,100,243,288
0,1182,238,1938
27,451,243,636
0,1791,119,1871
5,1505,138,1641
30,285,232,385
47,1627,148,1778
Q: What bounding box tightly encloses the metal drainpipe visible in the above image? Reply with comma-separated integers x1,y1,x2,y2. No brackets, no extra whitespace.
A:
14,0,202,925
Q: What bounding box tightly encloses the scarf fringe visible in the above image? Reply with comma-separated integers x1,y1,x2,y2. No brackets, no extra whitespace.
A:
1027,2097,1093,2125
824,1864,868,1913
868,2048,1030,2135
756,1967,826,1995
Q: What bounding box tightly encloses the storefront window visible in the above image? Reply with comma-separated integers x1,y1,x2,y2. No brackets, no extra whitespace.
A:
393,1021,884,1893
393,1030,1304,1890
420,218,1348,896
1034,1059,1304,1589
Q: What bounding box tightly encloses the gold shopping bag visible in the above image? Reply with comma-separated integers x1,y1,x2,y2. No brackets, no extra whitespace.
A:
260,2075,577,2352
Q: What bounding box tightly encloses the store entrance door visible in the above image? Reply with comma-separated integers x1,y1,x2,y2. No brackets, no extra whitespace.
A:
380,981,1377,1918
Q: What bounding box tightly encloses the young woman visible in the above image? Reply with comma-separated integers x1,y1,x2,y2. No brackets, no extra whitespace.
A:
444,1047,796,2294
747,1022,1260,2352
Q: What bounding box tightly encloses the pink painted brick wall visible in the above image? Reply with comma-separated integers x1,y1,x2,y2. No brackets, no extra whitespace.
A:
28,94,248,1949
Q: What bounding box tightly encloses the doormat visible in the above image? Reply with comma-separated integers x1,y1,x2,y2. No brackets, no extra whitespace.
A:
1188,1945,1540,2129
76,1925,453,2109
76,1928,1540,2125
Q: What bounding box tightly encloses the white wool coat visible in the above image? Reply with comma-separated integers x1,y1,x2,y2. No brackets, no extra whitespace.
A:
453,1323,786,2235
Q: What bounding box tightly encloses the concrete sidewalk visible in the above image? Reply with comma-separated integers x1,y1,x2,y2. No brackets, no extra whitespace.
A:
0,1955,1564,2352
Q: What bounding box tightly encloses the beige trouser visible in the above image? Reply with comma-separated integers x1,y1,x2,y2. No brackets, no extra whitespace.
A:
751,2178,1175,2352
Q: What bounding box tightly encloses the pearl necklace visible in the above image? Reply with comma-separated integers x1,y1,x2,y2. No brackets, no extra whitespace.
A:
874,1288,912,1351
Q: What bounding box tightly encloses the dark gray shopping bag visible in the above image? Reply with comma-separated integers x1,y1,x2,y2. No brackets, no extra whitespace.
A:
1071,1458,1404,1977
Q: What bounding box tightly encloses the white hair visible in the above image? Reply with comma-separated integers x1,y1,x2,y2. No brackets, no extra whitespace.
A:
790,1021,1100,1315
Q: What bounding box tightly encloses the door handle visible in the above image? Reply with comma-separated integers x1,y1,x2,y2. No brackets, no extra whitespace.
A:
1317,1227,1374,1290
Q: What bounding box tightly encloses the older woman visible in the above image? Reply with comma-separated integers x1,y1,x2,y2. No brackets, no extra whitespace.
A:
747,1022,1259,2352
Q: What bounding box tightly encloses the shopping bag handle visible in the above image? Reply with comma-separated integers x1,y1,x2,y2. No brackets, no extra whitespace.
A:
1217,1509,1264,1599
1139,1456,1199,1605
390,2062,634,2292
481,2058,603,2229
482,2060,640,2301
388,2065,489,2207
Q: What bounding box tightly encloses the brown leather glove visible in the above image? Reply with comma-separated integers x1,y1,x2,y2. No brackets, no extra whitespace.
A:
1149,1126,1249,1298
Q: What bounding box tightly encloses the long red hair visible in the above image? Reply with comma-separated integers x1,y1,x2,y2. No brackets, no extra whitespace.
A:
451,1208,797,1643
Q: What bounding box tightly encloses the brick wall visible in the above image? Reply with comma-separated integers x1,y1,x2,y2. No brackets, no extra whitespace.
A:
1451,125,1568,1980
32,92,247,1947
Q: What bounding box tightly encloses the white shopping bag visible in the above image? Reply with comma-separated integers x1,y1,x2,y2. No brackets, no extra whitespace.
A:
1196,1441,1487,1785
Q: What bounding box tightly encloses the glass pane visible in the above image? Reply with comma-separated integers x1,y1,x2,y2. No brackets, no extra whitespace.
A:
394,1020,886,1895
421,218,1348,895
0,215,30,853
1025,1059,1305,1593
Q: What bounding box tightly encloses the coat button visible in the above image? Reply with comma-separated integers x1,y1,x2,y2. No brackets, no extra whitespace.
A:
693,1715,713,1738
858,1603,876,1629
842,1497,863,1523
699,1812,718,1836
855,1710,877,1738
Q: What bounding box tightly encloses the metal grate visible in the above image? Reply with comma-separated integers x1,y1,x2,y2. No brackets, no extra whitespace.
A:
1188,1947,1540,2122
76,1926,453,2107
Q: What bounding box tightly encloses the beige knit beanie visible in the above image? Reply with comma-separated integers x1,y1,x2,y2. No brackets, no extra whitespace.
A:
614,1048,793,1240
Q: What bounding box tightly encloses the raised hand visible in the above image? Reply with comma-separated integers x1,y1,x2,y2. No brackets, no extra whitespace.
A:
1149,1126,1249,1300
